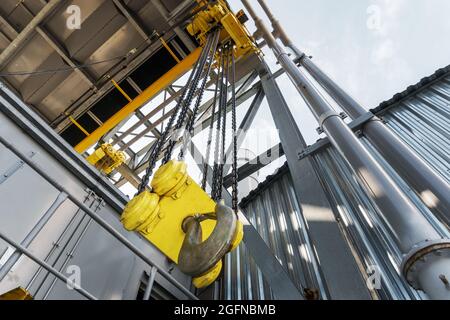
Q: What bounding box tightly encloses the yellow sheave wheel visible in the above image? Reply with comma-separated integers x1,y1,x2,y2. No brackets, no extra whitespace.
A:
121,191,160,231
151,160,188,197
229,220,244,252
192,260,223,289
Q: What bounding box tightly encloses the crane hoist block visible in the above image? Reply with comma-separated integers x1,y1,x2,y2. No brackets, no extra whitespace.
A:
86,143,126,174
121,160,244,288
187,0,259,60
121,160,217,263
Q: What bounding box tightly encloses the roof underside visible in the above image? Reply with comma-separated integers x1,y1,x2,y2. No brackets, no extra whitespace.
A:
0,0,199,146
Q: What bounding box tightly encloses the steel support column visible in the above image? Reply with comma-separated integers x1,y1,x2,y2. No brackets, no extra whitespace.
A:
259,64,370,299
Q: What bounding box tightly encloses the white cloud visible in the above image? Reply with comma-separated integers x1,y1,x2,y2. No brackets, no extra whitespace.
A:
371,38,395,64
369,0,407,36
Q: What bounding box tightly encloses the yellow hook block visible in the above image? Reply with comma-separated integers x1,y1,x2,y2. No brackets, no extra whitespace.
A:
192,260,223,289
121,160,217,263
229,220,244,252
0,287,33,300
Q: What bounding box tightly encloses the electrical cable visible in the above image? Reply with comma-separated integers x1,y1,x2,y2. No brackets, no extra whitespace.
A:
0,55,129,77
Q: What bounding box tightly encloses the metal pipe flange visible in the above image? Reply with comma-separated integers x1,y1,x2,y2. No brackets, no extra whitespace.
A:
401,239,450,299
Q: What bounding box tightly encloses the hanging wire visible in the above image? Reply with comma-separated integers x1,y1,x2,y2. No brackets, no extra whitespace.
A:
0,55,129,77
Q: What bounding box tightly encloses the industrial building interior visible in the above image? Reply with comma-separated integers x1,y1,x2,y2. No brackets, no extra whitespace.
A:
0,0,449,301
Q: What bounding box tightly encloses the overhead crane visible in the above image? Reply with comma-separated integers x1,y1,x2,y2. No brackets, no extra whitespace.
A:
0,0,449,301
76,0,260,289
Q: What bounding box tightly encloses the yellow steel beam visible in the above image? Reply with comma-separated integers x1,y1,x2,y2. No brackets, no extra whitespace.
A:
67,113,90,137
111,79,133,102
74,47,202,154
157,33,181,63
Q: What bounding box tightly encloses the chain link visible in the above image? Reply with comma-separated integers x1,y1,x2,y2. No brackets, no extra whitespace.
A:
201,47,223,190
211,46,226,201
230,47,238,213
162,31,216,164
179,29,220,160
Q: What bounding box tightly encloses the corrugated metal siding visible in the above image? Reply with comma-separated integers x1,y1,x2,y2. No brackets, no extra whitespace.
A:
225,170,322,300
379,75,450,183
311,143,448,300
225,71,450,300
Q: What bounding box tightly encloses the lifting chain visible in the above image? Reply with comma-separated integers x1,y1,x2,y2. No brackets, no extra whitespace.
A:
211,45,228,201
208,42,238,211
210,47,224,200
217,44,231,201
162,30,217,164
230,46,238,214
201,47,222,190
137,31,216,194
179,29,220,160
123,38,244,289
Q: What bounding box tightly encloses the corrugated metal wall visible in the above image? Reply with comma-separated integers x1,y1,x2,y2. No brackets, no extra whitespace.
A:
225,169,321,300
225,72,450,300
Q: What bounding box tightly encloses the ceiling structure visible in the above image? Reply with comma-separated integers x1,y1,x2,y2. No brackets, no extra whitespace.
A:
0,0,197,139
0,0,261,193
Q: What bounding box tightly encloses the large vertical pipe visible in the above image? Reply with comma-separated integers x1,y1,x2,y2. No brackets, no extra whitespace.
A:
255,0,450,226
241,0,450,299
301,57,450,225
255,0,303,58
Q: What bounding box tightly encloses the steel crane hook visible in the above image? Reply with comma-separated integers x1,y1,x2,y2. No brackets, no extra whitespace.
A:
178,203,238,278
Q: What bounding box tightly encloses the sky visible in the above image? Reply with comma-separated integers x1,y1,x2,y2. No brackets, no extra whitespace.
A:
233,0,450,105
229,0,450,142
118,0,450,198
